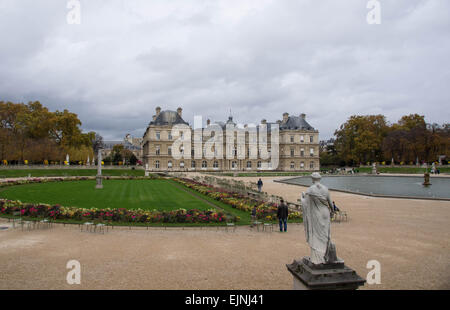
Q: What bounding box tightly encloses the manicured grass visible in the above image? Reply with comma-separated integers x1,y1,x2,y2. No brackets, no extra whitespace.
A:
357,166,450,174
0,179,215,211
0,168,145,178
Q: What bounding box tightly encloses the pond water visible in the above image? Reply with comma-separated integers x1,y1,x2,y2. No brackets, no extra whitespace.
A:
280,176,450,200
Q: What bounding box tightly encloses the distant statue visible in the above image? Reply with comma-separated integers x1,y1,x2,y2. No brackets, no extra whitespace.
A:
300,173,339,265
372,162,377,174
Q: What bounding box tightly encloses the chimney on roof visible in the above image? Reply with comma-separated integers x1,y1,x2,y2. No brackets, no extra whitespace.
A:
300,113,306,119
177,107,182,117
155,107,161,116
283,112,289,123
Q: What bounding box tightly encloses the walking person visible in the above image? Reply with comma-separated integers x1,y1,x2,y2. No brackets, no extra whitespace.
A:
277,199,289,232
257,178,263,192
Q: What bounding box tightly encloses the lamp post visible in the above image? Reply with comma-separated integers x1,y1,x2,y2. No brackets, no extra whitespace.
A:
96,148,103,189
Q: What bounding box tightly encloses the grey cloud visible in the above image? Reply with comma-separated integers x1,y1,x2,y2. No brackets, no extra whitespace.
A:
0,0,449,141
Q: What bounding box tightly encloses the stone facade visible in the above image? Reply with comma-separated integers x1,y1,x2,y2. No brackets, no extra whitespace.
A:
142,107,320,172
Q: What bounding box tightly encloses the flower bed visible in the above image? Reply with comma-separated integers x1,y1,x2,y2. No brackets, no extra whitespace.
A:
173,178,302,221
0,199,231,224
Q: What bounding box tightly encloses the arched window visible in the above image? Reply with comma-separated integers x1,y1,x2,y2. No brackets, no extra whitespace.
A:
213,161,219,168
180,161,185,168
155,161,160,169
290,162,295,169
168,161,172,168
257,161,262,168
202,160,207,168
247,161,252,168
191,161,196,168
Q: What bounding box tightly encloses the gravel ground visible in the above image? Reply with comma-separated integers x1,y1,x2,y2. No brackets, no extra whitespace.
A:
0,176,449,290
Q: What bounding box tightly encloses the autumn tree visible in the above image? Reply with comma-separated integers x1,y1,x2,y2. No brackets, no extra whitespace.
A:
334,115,389,165
0,101,100,163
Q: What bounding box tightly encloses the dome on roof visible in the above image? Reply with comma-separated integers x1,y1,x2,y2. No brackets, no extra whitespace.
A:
280,115,314,131
149,110,188,126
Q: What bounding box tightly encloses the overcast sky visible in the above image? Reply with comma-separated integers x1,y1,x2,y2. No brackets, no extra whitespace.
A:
0,0,449,140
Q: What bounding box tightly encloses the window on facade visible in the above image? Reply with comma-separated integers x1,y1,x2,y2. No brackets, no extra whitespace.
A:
300,135,304,143
213,161,219,168
310,161,314,169
191,161,196,168
247,161,252,168
168,161,172,168
232,161,237,169
156,145,160,155
300,162,305,168
180,161,184,168
202,160,207,168
180,131,184,140
290,148,294,157
300,148,304,156
290,135,294,143
156,131,160,140
168,131,172,140
310,135,314,143
290,162,295,169
257,161,262,168
168,146,172,156
310,148,314,156
155,161,160,169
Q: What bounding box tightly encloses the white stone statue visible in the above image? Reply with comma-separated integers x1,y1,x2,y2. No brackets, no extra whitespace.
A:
300,172,339,265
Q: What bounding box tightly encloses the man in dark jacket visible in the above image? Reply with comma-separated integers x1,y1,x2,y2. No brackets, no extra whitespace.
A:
277,199,289,232
257,178,263,192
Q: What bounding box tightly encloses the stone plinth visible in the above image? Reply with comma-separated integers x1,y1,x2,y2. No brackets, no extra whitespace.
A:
286,257,365,290
96,175,103,189
423,173,431,186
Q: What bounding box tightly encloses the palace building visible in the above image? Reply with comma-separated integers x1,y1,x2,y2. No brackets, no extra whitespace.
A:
142,107,320,172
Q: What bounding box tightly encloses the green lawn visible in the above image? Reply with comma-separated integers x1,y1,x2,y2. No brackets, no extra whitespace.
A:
0,169,145,178
0,179,214,211
357,166,450,174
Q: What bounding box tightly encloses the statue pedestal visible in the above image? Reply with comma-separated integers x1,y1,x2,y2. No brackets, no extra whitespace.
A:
286,257,365,290
145,170,150,177
423,173,431,186
95,175,103,189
